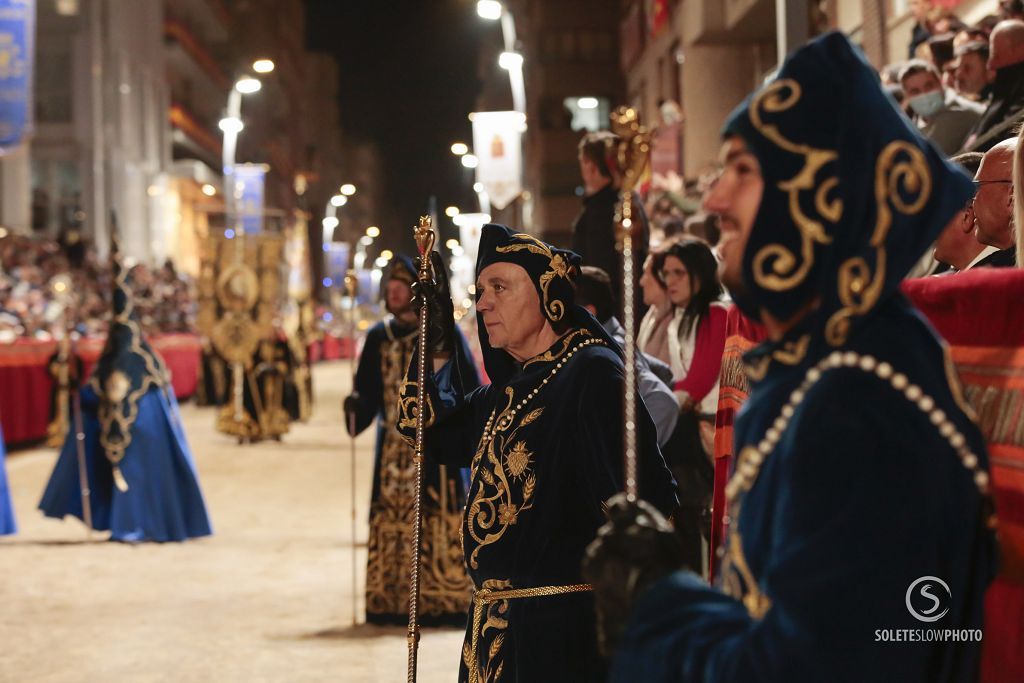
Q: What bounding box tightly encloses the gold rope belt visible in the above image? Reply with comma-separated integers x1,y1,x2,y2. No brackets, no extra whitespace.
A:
468,583,592,683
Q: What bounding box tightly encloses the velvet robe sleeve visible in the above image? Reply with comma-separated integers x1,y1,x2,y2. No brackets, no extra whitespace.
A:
611,370,991,683
347,323,385,436
395,336,490,469
573,351,679,520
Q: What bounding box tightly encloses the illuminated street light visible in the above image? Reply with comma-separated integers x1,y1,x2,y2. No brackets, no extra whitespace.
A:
577,96,599,110
473,182,484,192
252,59,275,74
234,77,261,94
340,183,357,196
218,117,244,134
477,0,502,20
445,206,460,217
498,51,523,71
380,249,394,260
366,226,381,237
201,184,217,196
359,236,373,246
374,256,389,268
451,142,468,156
461,154,479,169
330,194,347,207
322,216,339,230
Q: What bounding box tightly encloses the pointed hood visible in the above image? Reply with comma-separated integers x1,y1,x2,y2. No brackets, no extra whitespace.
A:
722,32,974,347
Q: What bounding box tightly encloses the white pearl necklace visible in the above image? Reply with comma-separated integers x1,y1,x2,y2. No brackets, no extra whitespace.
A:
479,336,603,447
726,350,994,510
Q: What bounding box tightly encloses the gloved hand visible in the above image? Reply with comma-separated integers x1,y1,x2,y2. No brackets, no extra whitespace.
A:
342,392,360,435
411,250,455,356
582,493,685,657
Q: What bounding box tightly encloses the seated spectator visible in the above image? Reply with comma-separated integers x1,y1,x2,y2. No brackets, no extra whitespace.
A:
952,39,995,101
934,152,1015,270
962,19,1024,151
972,136,1018,265
1001,0,1024,21
908,0,935,58
899,58,985,154
636,249,673,367
1014,116,1024,267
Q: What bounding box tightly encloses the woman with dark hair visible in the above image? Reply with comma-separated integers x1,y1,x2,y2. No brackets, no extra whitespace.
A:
636,248,673,366
660,236,727,570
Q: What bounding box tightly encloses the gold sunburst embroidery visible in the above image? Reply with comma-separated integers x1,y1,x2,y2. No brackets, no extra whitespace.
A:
505,441,531,479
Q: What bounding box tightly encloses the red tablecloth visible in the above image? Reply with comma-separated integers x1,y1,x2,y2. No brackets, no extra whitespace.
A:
0,333,201,446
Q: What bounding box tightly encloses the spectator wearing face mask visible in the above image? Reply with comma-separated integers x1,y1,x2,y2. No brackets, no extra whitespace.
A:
899,58,985,154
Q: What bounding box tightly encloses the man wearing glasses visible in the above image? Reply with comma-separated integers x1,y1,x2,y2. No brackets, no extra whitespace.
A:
971,137,1018,266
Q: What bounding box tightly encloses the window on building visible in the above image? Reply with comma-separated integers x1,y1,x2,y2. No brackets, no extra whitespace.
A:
562,96,610,132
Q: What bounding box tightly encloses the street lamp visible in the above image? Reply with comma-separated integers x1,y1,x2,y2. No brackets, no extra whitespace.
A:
330,194,348,207
445,206,460,217
340,183,357,196
461,154,479,169
451,142,469,156
252,58,275,74
476,0,524,114
476,0,502,20
221,77,262,237
366,226,380,238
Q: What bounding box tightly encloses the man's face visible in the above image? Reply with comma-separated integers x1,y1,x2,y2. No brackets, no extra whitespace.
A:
703,137,764,294
638,255,666,307
933,206,976,268
954,52,993,96
901,70,942,98
973,141,1016,249
475,262,550,356
385,279,413,317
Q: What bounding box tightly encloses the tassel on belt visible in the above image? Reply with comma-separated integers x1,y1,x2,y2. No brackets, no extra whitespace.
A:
468,582,592,683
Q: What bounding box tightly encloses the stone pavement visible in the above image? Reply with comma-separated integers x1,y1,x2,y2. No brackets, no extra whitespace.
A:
0,361,463,682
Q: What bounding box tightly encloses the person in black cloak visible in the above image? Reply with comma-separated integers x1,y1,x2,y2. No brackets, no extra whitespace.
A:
344,254,480,625
584,32,996,683
399,226,678,682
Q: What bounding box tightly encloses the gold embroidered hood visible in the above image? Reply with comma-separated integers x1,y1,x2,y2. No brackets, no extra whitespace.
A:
722,32,974,347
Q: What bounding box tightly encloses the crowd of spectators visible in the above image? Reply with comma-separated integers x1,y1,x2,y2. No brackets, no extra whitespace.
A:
0,231,196,342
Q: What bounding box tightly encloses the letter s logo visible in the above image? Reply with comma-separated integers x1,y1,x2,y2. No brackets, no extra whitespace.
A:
906,576,951,623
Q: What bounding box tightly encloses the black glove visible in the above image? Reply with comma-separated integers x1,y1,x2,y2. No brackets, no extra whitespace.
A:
411,251,455,356
342,392,360,435
582,493,685,657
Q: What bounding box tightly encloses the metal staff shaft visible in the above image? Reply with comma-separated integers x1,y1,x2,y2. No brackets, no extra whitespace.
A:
408,216,435,683
346,270,359,628
620,193,639,500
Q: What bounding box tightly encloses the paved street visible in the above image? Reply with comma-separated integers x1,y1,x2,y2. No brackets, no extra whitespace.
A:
0,361,463,682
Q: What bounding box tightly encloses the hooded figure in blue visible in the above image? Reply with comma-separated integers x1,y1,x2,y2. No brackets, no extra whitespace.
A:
1,423,15,535
587,33,996,682
343,254,480,626
398,225,678,683
39,244,212,542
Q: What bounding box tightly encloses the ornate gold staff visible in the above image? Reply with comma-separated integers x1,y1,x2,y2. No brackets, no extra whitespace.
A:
610,106,652,501
408,216,436,682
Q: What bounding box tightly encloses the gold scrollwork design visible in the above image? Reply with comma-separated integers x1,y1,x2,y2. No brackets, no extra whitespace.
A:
398,380,435,432
495,235,575,321
748,79,841,293
826,141,931,346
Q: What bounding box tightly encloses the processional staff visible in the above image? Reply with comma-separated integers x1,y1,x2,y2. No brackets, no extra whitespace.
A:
407,216,436,683
610,106,653,500
344,268,360,628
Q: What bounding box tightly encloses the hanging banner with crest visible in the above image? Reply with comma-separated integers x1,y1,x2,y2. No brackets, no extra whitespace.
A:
471,111,524,211
0,0,35,150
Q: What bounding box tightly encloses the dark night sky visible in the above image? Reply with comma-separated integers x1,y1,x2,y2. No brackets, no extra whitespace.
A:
304,0,484,252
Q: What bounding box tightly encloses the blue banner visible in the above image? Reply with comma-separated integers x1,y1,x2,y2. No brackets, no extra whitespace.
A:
234,163,266,235
323,242,350,287
0,0,34,149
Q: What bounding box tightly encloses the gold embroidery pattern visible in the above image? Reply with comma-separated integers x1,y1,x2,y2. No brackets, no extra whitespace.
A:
826,141,930,346
464,581,594,683
748,79,840,293
495,234,577,321
721,532,772,619
365,328,471,618
743,334,810,382
521,328,588,369
466,388,539,570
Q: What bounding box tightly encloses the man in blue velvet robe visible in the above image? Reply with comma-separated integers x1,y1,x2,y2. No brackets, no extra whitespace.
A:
399,227,678,682
343,255,479,625
586,33,996,682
